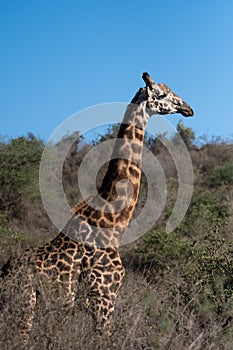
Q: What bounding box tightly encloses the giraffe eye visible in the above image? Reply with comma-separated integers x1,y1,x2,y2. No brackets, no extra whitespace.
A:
158,93,167,100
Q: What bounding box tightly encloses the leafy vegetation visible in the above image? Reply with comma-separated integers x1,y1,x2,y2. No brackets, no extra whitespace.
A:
210,161,233,187
0,133,44,216
1,123,233,349
175,121,195,148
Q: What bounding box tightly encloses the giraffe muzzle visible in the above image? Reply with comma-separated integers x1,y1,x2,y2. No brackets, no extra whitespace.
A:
179,103,194,117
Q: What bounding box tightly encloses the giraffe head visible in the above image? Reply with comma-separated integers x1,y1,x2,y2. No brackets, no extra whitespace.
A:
133,72,194,117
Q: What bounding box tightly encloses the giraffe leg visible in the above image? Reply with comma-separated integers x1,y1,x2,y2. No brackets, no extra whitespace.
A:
88,254,125,335
16,278,37,348
1,256,36,349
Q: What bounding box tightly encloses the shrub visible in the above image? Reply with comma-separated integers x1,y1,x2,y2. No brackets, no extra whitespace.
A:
176,190,229,238
174,121,195,148
0,133,44,216
186,234,233,320
210,162,233,187
137,229,191,274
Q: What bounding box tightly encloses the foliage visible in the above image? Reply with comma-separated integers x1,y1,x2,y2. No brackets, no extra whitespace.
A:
137,181,232,324
174,121,195,147
210,161,233,187
0,133,44,216
190,235,233,300
0,212,23,242
138,229,191,274
92,123,120,145
145,132,168,155
1,124,233,349
58,131,91,205
176,190,229,237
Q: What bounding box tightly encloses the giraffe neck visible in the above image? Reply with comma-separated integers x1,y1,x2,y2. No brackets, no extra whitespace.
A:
64,102,149,248
97,102,148,225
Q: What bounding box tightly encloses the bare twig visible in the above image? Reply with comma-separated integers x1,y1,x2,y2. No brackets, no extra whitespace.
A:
188,332,204,349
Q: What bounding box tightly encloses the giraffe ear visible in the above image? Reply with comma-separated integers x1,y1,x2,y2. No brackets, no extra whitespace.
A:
142,72,160,92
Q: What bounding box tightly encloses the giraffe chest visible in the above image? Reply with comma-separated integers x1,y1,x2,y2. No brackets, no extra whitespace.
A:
33,251,83,308
35,247,83,281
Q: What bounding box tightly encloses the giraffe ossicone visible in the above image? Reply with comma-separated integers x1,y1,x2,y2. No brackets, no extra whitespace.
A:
0,72,194,348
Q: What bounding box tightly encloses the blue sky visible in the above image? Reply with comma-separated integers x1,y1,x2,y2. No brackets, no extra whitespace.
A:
1,0,233,142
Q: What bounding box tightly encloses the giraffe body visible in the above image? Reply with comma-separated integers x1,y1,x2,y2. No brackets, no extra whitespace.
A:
0,72,193,347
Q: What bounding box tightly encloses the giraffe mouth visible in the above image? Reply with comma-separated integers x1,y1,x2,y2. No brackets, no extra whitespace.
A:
179,104,194,117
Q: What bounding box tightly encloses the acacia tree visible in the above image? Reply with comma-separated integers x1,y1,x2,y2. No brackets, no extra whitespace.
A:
175,121,195,148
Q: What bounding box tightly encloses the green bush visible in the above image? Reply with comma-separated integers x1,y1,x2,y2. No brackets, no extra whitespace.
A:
174,121,195,147
186,234,233,317
138,229,191,274
210,162,233,187
176,190,229,237
0,133,44,216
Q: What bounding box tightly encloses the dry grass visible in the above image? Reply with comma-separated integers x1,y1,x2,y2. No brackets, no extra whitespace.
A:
1,268,232,350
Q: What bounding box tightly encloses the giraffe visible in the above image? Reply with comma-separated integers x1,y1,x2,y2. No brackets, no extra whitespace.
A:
0,72,193,348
